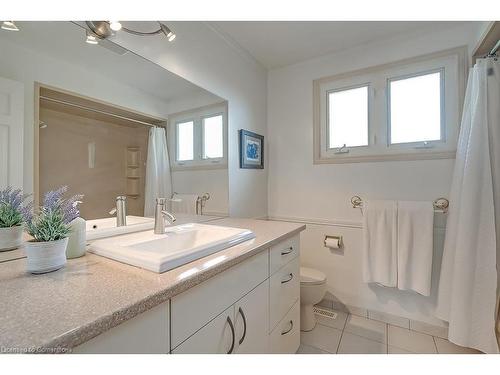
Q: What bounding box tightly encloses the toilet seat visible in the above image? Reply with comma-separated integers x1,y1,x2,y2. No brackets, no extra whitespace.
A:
300,267,326,285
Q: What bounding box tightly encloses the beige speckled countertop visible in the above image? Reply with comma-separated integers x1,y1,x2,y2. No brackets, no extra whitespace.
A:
0,217,305,352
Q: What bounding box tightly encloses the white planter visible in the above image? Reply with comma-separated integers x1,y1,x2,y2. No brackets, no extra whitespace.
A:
24,237,68,274
0,225,24,252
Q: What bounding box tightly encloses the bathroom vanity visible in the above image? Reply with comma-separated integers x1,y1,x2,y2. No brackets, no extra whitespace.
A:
0,218,304,354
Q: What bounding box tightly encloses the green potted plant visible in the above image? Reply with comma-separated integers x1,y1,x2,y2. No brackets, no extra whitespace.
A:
24,186,83,274
0,187,31,251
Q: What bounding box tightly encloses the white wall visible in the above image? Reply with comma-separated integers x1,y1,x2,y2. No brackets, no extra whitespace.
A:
267,23,488,325
171,169,229,216
110,22,268,218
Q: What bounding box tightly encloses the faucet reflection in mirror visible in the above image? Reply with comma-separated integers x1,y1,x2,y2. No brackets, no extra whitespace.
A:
109,195,127,227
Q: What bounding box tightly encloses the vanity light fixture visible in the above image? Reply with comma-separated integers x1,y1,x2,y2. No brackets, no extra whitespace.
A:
1,21,19,31
86,21,176,42
85,31,99,45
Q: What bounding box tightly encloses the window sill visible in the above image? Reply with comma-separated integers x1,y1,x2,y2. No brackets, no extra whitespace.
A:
171,163,228,171
313,150,456,164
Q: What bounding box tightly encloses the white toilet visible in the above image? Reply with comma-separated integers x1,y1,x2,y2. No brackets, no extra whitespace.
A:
300,267,327,331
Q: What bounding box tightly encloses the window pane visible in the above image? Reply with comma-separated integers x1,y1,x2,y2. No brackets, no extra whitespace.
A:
328,86,369,148
203,115,223,159
177,121,194,161
390,71,442,144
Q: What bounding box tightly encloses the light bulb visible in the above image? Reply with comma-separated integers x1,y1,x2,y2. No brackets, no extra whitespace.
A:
159,23,176,42
1,21,19,31
109,21,122,31
86,32,98,45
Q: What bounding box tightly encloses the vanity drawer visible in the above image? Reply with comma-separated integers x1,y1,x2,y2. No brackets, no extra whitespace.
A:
269,300,300,354
269,234,299,275
171,250,268,349
269,257,300,331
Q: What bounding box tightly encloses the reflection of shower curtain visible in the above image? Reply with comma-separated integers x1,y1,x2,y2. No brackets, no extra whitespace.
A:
144,127,172,217
436,57,499,353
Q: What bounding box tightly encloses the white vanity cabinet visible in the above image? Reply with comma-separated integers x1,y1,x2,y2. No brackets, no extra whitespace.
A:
171,233,300,354
73,233,301,354
173,280,269,354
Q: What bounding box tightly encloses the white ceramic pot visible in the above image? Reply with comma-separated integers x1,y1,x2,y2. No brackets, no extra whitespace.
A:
0,225,24,252
24,237,68,274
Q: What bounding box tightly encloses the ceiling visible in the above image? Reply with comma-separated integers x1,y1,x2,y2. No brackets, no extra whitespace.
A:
210,21,474,69
0,21,219,103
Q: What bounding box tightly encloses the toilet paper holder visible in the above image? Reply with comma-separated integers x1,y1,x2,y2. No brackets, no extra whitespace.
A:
324,235,343,249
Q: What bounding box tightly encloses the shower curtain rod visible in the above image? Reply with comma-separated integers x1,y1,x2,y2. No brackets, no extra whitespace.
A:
488,39,500,57
39,95,160,128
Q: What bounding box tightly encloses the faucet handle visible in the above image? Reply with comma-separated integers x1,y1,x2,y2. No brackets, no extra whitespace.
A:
109,208,117,215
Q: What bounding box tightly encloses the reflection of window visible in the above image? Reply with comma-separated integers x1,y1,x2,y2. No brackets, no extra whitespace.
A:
170,103,227,169
389,70,443,145
313,48,464,163
202,114,223,159
176,121,194,161
328,85,369,148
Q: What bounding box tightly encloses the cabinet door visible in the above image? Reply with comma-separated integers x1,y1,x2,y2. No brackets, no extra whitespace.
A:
269,300,300,354
234,280,269,354
172,306,236,354
269,257,300,331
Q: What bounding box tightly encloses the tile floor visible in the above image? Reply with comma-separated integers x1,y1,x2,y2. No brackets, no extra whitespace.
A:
297,310,481,354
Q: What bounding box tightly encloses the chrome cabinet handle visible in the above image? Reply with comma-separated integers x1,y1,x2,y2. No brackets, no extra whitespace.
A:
238,307,247,345
281,273,294,284
226,316,235,354
281,320,294,335
281,246,293,255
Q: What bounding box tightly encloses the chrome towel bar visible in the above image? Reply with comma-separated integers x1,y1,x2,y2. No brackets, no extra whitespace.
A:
351,195,449,213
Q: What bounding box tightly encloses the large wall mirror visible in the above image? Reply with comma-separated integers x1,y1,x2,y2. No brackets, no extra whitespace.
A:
0,21,229,227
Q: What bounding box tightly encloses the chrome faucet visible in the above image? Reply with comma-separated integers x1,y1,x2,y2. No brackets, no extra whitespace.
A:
109,195,127,227
154,198,177,234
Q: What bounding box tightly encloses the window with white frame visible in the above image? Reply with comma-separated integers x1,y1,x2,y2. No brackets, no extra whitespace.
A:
169,103,227,169
313,48,465,163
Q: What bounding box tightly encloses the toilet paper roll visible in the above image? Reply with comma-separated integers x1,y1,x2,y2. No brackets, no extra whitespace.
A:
324,236,342,249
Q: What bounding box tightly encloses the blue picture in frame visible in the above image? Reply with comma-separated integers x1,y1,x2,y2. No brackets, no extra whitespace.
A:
239,129,264,169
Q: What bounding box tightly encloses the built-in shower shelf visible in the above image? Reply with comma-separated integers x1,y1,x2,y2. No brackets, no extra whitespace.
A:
126,147,141,198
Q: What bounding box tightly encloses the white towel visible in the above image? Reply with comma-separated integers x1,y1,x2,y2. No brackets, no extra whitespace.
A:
397,201,434,296
362,200,398,288
171,194,199,215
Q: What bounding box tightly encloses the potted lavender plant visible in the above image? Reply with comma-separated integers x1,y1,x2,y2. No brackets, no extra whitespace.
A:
0,187,31,251
24,186,83,274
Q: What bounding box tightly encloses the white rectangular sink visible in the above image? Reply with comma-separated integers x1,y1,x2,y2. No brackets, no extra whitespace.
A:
86,216,155,241
88,223,255,273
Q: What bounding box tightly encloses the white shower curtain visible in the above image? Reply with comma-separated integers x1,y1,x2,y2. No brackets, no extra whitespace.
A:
144,127,172,217
436,57,499,353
